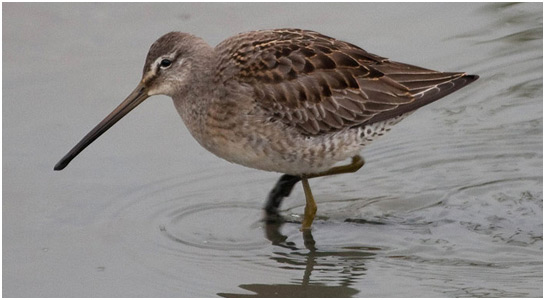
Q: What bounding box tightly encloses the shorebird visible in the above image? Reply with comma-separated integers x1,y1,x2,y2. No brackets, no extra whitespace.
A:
54,29,478,230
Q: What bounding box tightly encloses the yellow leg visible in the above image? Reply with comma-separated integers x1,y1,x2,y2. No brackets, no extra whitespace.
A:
299,155,365,230
307,155,365,179
301,177,317,230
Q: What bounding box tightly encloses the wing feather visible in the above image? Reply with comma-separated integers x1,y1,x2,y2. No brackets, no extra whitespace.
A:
215,29,478,135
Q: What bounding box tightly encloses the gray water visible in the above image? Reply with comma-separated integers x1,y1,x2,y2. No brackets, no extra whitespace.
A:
3,2,542,297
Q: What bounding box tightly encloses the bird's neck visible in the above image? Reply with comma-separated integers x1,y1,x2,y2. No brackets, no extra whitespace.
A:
172,47,217,144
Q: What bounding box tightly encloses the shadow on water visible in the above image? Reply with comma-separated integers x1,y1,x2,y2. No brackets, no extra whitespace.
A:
217,221,380,297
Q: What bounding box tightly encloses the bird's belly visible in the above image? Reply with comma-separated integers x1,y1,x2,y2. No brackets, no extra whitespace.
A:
198,123,362,175
194,113,409,175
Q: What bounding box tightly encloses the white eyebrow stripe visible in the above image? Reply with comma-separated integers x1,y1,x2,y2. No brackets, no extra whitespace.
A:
143,52,181,83
153,56,167,69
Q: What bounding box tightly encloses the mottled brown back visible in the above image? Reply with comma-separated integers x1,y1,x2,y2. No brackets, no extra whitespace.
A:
215,29,478,135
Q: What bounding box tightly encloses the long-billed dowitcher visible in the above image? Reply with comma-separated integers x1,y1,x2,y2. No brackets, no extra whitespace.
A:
55,29,478,230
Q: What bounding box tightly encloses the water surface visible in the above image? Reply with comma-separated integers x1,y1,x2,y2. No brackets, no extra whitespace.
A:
3,2,542,297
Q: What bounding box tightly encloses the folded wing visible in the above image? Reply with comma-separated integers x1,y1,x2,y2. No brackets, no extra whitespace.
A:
215,29,478,135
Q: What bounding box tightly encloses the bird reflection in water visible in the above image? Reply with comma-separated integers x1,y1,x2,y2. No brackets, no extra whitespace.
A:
217,220,381,297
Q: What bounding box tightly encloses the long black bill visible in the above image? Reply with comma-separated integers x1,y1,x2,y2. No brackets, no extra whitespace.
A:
54,83,150,171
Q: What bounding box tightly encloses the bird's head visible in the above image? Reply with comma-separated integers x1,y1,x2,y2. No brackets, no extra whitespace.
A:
54,32,212,170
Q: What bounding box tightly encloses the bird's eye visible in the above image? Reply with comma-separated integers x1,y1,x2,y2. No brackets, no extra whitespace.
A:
160,59,172,68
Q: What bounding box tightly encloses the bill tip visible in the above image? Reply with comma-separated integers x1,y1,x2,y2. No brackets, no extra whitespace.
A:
54,161,67,171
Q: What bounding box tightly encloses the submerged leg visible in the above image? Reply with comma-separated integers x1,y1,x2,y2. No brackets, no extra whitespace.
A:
264,155,366,229
264,174,301,215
